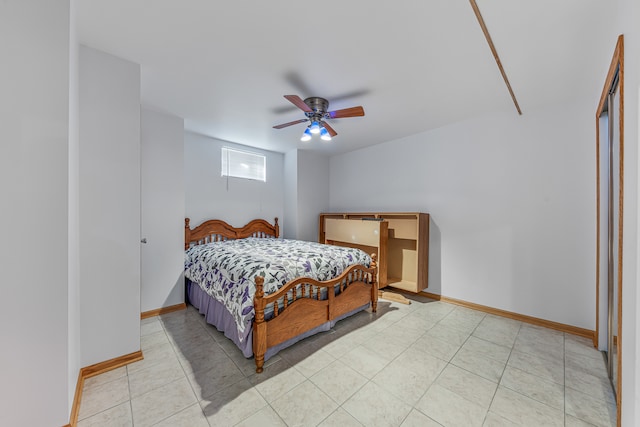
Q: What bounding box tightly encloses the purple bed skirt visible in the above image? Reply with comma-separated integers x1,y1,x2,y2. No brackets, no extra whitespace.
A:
186,279,370,361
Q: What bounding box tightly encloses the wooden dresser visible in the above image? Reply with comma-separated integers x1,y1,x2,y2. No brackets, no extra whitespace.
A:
319,212,429,292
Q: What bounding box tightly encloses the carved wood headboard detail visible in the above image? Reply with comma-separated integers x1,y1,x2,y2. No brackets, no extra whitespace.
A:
185,218,280,249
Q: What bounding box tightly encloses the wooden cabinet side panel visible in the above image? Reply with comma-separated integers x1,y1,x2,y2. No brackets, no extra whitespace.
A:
418,213,430,290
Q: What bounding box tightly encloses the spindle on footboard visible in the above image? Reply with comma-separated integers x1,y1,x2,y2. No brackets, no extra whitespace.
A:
252,255,377,373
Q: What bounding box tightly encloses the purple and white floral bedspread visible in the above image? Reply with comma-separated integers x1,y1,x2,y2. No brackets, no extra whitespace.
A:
184,238,371,340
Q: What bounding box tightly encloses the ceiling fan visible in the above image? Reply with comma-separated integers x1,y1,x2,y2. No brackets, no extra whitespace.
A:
273,95,365,141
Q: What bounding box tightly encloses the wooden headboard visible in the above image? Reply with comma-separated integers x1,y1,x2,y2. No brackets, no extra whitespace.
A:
184,218,280,249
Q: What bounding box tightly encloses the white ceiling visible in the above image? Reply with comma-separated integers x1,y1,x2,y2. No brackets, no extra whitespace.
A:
76,0,615,155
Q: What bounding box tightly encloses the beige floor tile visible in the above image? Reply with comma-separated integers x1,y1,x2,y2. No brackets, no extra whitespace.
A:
177,342,234,376
130,377,197,427
565,351,609,380
78,375,130,421
278,339,322,365
249,359,306,403
473,324,520,349
310,359,368,405
473,315,521,347
514,325,564,361
271,380,338,427
500,365,564,410
319,407,364,427
200,378,267,426
411,334,461,362
513,338,564,363
170,329,216,356
415,300,455,319
416,383,487,427
187,357,245,400
565,413,602,426
141,329,171,351
127,357,185,398
322,332,364,358
518,324,564,347
438,306,486,334
83,366,127,390
140,319,164,336
126,342,176,374
339,344,391,378
489,386,564,426
78,300,619,427
376,322,425,347
482,411,519,426
400,409,442,427
235,405,288,427
361,332,410,360
372,351,446,405
435,364,498,409
293,348,336,377
565,365,616,404
343,381,413,427
77,401,132,427
507,349,564,385
460,336,512,364
565,386,617,427
564,334,603,360
397,310,438,332
425,323,471,347
228,350,266,377
450,346,506,383
152,402,209,427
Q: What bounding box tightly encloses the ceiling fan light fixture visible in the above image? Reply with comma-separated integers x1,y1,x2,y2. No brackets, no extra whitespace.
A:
309,121,321,134
320,126,332,141
300,127,312,141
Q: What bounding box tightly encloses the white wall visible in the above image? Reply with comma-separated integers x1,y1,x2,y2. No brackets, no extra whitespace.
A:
79,46,141,366
141,108,185,312
330,99,596,330
283,150,298,239
0,1,71,425
282,150,330,241
296,151,330,242
185,131,284,230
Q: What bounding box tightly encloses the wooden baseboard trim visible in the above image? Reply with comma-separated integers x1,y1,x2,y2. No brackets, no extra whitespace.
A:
141,302,186,319
419,290,595,340
68,350,143,426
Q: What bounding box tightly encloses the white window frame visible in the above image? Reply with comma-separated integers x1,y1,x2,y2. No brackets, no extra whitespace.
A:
221,147,266,182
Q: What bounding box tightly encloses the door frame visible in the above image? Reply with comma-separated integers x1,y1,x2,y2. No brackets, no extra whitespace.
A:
595,34,623,425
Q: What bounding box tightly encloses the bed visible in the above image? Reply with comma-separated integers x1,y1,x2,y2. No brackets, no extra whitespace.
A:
184,217,378,373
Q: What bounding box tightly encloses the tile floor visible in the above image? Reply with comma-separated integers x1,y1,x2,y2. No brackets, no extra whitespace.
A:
78,295,616,426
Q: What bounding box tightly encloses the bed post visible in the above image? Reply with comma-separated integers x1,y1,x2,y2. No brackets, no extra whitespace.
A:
185,218,191,250
253,276,267,373
370,254,378,313
274,217,280,238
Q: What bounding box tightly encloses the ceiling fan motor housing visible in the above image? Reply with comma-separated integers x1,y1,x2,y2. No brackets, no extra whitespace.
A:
304,97,329,119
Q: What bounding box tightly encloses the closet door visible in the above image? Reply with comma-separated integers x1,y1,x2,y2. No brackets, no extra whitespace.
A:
595,35,623,424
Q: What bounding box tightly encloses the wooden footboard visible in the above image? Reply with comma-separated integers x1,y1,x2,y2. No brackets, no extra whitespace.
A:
252,256,378,373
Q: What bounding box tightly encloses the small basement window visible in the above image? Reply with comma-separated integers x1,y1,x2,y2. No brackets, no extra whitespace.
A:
221,147,266,182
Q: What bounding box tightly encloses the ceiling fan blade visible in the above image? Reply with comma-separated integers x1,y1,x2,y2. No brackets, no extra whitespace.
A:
328,106,365,119
322,122,338,137
273,118,308,129
284,95,313,113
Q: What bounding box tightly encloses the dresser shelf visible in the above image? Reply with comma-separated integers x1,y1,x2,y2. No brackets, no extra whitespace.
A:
319,212,429,293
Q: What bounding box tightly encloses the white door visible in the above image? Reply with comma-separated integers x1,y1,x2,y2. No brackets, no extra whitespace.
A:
140,108,185,313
